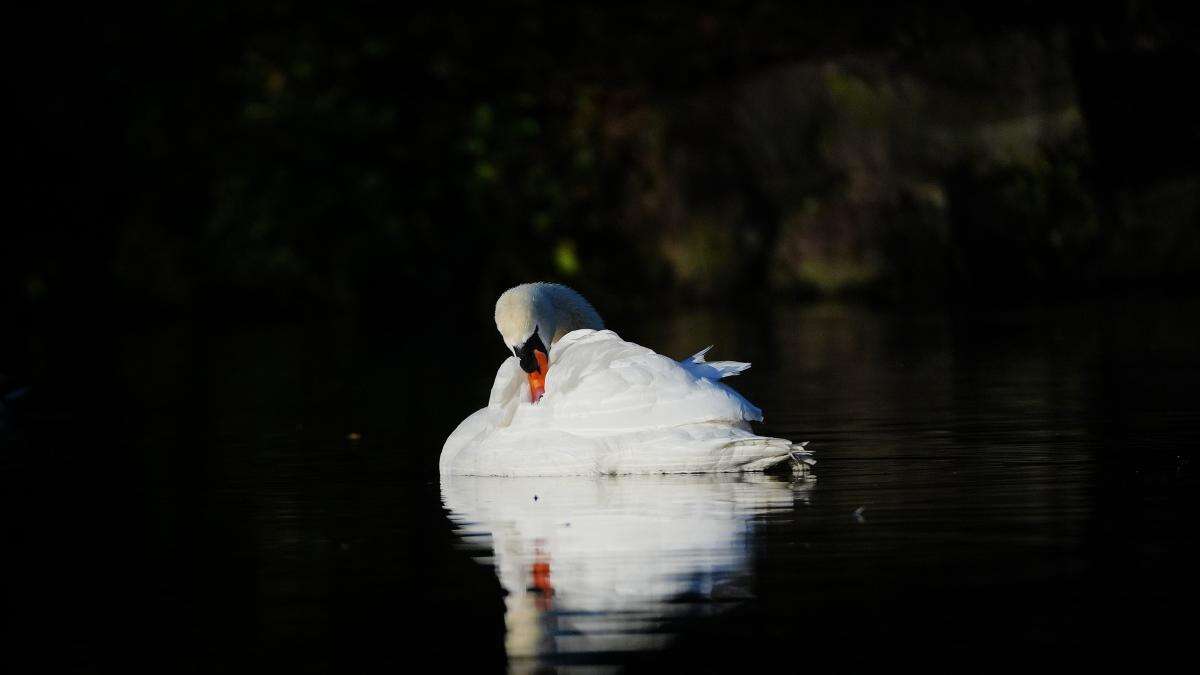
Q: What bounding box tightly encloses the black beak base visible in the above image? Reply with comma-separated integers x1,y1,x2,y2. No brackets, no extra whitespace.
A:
514,327,548,374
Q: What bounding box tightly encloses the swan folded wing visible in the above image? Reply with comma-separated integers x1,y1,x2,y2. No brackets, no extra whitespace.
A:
520,329,762,432
589,424,793,475
487,356,528,424
439,407,496,474
440,357,527,473
452,423,792,476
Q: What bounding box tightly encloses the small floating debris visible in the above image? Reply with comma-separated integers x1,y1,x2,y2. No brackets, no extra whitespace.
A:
346,432,362,441
853,506,866,524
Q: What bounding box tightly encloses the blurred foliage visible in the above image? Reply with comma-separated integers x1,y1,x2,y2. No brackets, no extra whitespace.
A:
7,0,1200,347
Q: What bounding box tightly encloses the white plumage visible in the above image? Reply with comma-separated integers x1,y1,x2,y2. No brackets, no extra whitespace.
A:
440,283,811,476
494,282,603,351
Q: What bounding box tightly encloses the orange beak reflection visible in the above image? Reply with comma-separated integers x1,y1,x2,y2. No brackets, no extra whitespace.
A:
527,350,549,403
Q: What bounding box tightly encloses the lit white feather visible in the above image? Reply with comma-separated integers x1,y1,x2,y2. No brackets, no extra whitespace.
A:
441,328,808,476
494,282,603,352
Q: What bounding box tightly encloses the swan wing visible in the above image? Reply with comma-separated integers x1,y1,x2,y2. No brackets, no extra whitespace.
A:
511,329,762,432
445,423,796,476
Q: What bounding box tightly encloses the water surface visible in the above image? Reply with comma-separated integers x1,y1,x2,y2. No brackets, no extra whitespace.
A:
5,298,1197,671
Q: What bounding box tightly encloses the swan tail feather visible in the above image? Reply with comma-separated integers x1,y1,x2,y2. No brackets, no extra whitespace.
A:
681,346,751,379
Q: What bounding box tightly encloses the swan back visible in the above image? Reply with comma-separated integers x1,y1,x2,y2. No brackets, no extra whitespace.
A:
495,282,604,351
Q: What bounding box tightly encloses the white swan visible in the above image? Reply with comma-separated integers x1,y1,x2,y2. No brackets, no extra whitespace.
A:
440,282,812,476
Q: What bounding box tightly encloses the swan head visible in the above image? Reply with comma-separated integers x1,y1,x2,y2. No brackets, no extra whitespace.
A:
495,282,604,402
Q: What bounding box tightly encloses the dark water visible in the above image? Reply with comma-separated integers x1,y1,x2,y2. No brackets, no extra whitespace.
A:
4,298,1198,672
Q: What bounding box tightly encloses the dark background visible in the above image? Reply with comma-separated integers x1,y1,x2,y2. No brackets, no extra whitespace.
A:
4,1,1199,672
7,1,1200,333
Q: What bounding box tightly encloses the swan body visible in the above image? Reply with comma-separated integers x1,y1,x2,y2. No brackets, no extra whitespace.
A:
440,283,811,476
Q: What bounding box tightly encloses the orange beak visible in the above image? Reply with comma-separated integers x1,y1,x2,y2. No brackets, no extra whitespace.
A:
527,350,549,403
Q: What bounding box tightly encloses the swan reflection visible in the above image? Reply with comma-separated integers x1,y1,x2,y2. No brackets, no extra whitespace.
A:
441,473,812,670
